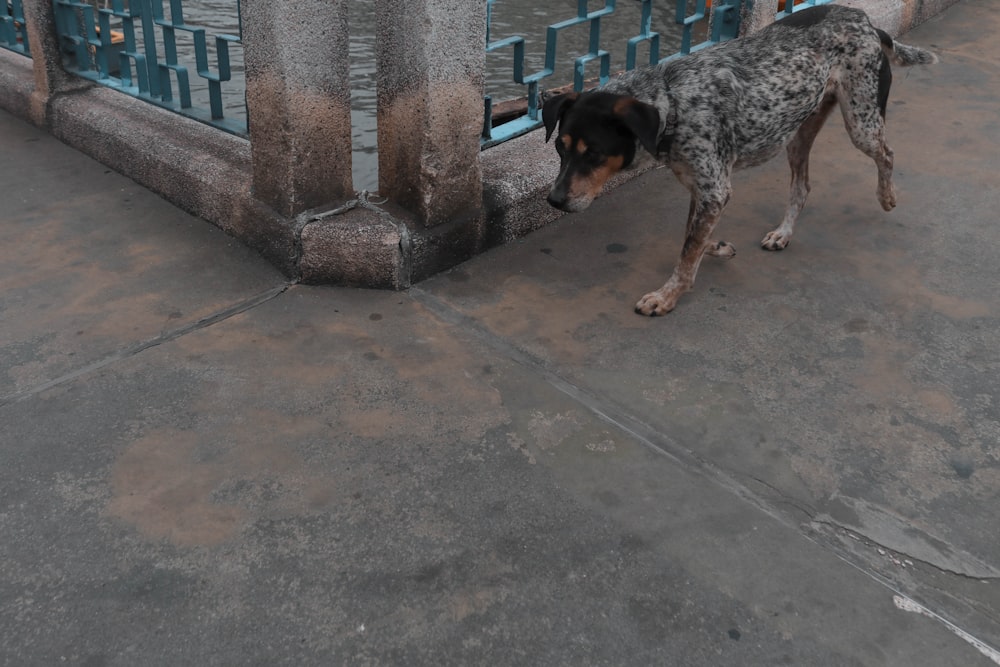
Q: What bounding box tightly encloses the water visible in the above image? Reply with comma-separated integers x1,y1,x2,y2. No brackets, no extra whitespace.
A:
172,0,694,191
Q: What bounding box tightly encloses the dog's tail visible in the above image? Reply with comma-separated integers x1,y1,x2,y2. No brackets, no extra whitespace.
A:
877,28,939,66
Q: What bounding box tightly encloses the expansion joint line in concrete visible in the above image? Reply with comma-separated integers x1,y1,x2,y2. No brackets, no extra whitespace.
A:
410,287,1000,661
410,286,801,527
809,515,1000,582
0,283,293,409
744,473,817,521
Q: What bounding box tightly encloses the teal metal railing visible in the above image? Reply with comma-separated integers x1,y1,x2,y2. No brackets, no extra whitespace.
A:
481,0,837,148
779,0,835,17
1,0,30,55
51,0,245,136
482,0,742,148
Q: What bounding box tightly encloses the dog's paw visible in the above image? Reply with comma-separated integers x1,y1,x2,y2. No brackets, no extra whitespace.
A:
635,290,679,316
878,184,897,211
705,240,736,259
760,230,791,251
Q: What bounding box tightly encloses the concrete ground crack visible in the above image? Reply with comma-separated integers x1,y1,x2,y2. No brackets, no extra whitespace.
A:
810,515,1000,583
411,287,821,530
0,283,292,408
744,474,817,522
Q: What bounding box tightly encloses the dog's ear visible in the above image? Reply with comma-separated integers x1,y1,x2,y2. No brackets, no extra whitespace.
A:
542,92,579,142
613,97,661,155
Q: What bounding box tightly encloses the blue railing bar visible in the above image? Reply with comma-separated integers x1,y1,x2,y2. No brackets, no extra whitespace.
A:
105,0,153,93
574,48,610,91
102,0,151,94
626,0,659,70
157,1,189,108
484,0,625,142
486,35,525,83
52,0,245,136
204,35,239,120
780,0,835,17
711,2,741,43
588,14,601,57
0,0,30,55
574,7,611,91
139,0,162,97
484,0,742,148
677,0,708,54
526,79,539,118
482,113,543,149
93,8,116,76
484,0,528,144
482,95,492,140
485,0,494,43
157,24,192,109
537,0,617,86
56,1,97,73
61,64,247,136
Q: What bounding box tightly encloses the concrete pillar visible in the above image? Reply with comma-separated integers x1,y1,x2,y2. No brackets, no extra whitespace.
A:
375,0,486,227
20,0,91,126
739,0,780,37
240,0,353,217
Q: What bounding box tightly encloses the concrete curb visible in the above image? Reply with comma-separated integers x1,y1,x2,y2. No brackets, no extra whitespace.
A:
0,50,34,121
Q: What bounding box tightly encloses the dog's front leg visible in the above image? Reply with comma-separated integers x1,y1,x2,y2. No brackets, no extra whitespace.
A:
635,192,727,316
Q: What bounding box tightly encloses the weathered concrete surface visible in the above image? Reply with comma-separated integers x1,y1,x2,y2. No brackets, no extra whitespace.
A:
429,0,1000,647
0,112,289,399
2,1,999,664
4,281,988,665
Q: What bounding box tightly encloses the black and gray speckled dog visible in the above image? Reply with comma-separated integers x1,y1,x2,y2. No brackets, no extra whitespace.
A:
542,4,937,316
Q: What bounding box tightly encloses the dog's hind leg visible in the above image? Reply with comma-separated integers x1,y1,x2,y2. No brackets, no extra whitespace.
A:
839,61,898,211
845,117,896,212
762,95,837,250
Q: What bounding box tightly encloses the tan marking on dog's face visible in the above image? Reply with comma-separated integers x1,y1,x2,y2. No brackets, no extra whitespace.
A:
564,154,626,206
575,138,588,156
560,134,572,152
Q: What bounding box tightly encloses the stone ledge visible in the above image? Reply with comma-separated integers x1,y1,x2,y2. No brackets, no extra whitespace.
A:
13,70,298,276
0,49,35,120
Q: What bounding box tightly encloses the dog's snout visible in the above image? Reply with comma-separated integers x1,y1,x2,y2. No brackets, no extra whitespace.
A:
547,191,567,210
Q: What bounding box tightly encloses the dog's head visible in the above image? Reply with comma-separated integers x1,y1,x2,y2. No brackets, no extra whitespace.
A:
542,91,661,212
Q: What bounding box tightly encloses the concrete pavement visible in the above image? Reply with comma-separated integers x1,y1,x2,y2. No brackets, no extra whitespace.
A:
2,1,999,664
